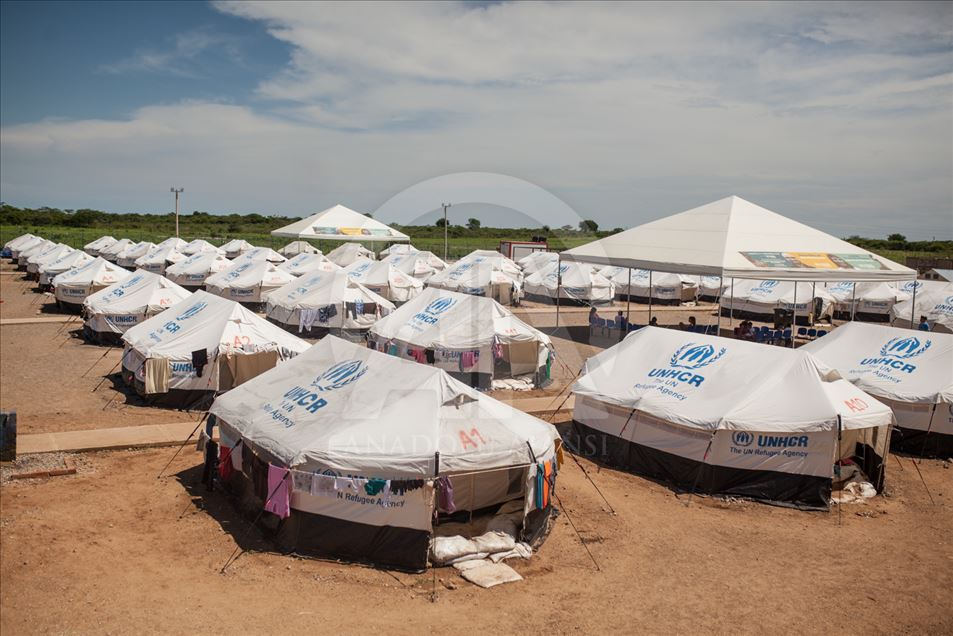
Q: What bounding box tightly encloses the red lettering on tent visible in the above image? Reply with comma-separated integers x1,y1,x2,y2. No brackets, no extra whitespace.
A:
469,428,486,445
458,430,478,450
844,398,868,413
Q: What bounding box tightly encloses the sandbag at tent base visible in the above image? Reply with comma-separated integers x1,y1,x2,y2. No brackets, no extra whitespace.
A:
569,420,833,510
890,427,953,459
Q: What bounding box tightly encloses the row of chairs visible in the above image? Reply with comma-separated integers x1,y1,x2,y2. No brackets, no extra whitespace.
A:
797,327,829,340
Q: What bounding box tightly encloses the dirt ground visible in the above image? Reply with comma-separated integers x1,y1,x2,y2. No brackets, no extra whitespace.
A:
2,260,952,634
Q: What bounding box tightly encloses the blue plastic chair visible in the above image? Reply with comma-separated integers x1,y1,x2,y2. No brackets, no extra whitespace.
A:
797,327,808,337
807,328,817,339
816,329,827,337
782,329,792,342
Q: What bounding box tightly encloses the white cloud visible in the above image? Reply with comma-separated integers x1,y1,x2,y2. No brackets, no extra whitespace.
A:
2,1,951,238
99,28,244,77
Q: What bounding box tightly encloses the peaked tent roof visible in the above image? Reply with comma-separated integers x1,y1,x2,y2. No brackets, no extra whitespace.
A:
343,258,424,302
100,238,136,260
84,270,191,333
155,237,188,251
181,239,224,256
271,204,409,242
205,260,297,302
39,249,94,283
278,240,321,257
123,290,310,359
891,289,953,332
326,242,375,266
209,336,558,476
802,322,952,405
561,196,915,282
164,252,233,285
572,326,891,432
5,233,38,250
229,246,286,264
266,269,395,330
278,252,339,276
135,244,188,270
83,235,117,254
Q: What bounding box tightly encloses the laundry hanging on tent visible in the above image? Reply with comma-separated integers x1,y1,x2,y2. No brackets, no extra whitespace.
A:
436,476,456,513
218,445,235,481
299,308,319,332
534,460,555,509
202,440,219,491
425,349,435,364
191,349,209,377
144,358,170,394
355,298,364,315
310,473,337,498
265,465,291,519
291,470,313,493
390,478,424,495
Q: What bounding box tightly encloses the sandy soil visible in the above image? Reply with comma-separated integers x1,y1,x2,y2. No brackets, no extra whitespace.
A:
3,260,952,633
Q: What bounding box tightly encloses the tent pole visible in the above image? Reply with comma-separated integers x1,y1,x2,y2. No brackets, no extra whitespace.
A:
728,278,735,329
811,282,816,325
625,268,631,326
555,253,560,331
850,283,856,322
910,281,917,328
791,281,798,349
716,276,722,337
648,270,653,327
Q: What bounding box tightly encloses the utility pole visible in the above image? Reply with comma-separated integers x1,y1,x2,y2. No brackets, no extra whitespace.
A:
170,187,184,238
441,202,451,260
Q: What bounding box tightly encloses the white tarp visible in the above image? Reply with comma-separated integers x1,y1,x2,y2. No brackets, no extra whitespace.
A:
229,246,287,264
83,235,117,256
382,250,447,282
84,270,191,334
266,270,395,332
891,289,953,333
52,257,131,304
344,258,424,303
210,336,558,477
721,279,836,317
116,241,157,268
278,241,321,257
220,239,254,258
181,239,224,256
370,287,551,378
99,238,136,262
524,261,614,303
134,244,187,274
205,260,297,303
38,249,94,286
165,252,233,287
326,242,375,267
270,204,410,242
561,196,916,282
26,243,74,274
278,252,340,277
572,327,892,477
824,282,911,317
122,290,309,392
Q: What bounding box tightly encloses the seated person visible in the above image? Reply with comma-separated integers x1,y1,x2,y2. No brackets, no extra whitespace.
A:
649,316,658,327
688,316,698,332
614,310,628,330
738,321,754,340
589,307,599,326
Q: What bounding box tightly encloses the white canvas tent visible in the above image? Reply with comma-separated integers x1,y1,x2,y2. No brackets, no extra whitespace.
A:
134,244,187,274
181,239,224,256
208,335,559,570
427,251,523,305
270,204,410,243
524,261,615,304
83,235,117,257
121,290,309,404
155,237,188,251
379,243,418,257
99,238,136,262
26,243,74,277
83,270,191,343
803,322,952,457
38,249,94,286
720,279,837,323
519,251,559,275
52,257,131,310
278,252,340,277
116,241,157,268
266,269,394,336
381,250,447,282
278,241,321,257
824,282,911,321
570,326,893,508
344,258,424,303
220,239,255,258
369,287,553,389
230,246,286,264
205,260,297,304
326,242,375,267
16,238,54,267
597,267,693,304
891,289,953,333
3,233,38,257
165,252,233,289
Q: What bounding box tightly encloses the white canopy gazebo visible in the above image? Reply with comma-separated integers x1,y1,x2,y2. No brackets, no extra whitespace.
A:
270,204,410,244
560,196,917,335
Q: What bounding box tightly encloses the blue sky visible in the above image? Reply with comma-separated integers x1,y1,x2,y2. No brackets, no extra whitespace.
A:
1,1,951,239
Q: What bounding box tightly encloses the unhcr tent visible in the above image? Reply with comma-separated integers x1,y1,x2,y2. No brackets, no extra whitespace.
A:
181,239,224,256
270,204,410,243
15,238,54,268
891,279,952,296
3,233,38,258
116,241,157,268
427,251,522,305
382,250,447,282
824,282,911,321
524,261,614,304
39,250,94,286
369,288,553,389
278,241,320,257
134,244,187,274
599,267,696,304
99,238,136,262
278,252,340,277
891,289,953,333
26,243,74,278
344,258,424,303
570,326,893,508
205,260,297,304
208,336,559,570
83,235,117,257
121,291,309,406
230,246,286,264
165,252,233,289
83,270,191,344
52,257,131,311
155,237,188,251
720,279,836,323
266,270,395,337
803,323,953,457
379,243,418,257
326,242,375,267
220,239,254,258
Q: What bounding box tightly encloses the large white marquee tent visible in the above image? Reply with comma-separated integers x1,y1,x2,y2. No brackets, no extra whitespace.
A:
270,204,410,243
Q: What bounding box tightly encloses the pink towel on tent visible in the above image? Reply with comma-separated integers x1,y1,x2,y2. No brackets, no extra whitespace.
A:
265,464,291,519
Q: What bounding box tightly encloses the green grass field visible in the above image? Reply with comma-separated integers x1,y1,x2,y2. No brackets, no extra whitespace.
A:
2,223,948,265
